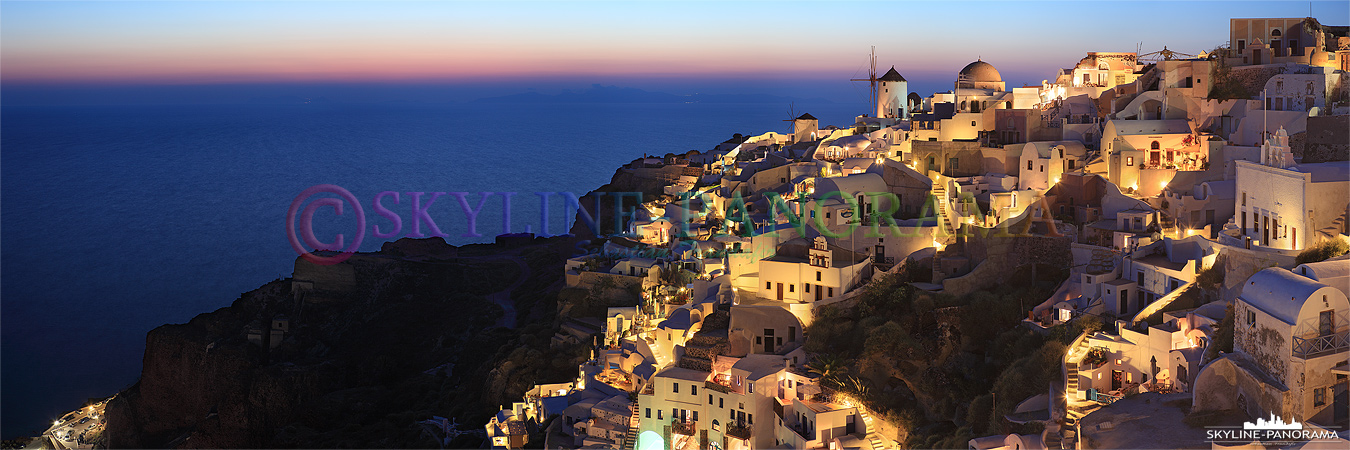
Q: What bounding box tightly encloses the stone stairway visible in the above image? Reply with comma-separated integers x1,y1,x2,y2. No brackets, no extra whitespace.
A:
1064,335,1092,421
931,184,954,238
1084,247,1115,274
621,404,640,450
1317,209,1349,241
857,407,888,450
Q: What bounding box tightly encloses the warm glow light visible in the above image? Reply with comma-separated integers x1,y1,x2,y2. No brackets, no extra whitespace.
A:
1159,181,1168,189
1129,184,1139,191
932,239,945,251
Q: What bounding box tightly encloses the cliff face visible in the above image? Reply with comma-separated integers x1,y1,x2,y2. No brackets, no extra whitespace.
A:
105,236,587,448
568,163,688,238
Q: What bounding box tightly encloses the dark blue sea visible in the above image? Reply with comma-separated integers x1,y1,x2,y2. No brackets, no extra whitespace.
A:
0,101,862,437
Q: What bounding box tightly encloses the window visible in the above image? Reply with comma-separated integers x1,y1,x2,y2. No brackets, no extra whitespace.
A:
692,385,697,396
673,383,679,394
1314,387,1326,406
719,398,724,408
805,284,810,293
646,408,651,418
1126,156,1134,166
789,284,795,293
1242,211,1247,231
1242,192,1246,206
1271,28,1281,37
1040,165,1044,173
1237,39,1246,53
658,410,663,420
709,394,713,405
1151,141,1160,150
766,281,772,289
971,121,977,126
1247,310,1256,326
693,411,699,422
1068,160,1076,170
816,271,822,281
1028,160,1033,170
828,287,834,297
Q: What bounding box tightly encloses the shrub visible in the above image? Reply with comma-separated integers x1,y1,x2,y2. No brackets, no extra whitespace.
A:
1295,239,1349,265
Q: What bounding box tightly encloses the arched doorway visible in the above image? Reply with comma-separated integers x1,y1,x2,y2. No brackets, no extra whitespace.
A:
637,430,665,450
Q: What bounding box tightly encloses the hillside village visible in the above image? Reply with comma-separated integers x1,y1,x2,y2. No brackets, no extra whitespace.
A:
485,16,1350,450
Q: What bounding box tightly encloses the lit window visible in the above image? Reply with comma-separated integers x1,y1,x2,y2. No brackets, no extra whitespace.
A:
1126,156,1134,166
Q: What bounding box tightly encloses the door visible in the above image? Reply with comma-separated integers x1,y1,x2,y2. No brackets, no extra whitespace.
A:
776,283,784,301
846,415,856,434
815,285,822,301
1119,289,1129,315
1320,310,1335,336
1253,49,1262,65
763,329,775,353
875,244,885,262
1111,370,1124,391
1263,216,1269,245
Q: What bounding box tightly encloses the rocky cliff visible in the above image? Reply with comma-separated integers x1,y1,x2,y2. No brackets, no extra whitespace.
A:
105,236,588,448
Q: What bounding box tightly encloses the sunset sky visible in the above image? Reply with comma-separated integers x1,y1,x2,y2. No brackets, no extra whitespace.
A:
3,1,1347,102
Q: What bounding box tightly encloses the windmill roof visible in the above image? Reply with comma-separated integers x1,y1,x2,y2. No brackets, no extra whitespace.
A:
795,113,818,121
879,67,906,82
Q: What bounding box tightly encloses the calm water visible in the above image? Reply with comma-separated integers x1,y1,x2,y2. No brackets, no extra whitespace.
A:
0,101,862,437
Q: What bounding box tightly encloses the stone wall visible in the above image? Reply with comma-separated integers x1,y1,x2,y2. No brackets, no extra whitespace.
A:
1302,115,1350,163
1218,246,1297,303
942,233,1073,297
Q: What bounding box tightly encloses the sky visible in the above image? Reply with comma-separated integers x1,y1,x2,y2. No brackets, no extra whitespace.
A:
2,0,1347,103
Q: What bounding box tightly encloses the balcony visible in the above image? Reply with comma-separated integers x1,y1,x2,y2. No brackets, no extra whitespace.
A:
725,423,752,440
1293,330,1349,359
672,420,697,436
704,380,733,394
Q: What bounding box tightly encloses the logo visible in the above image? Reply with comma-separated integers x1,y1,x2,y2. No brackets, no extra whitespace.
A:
285,184,366,266
285,184,647,265
1243,414,1302,431
1206,414,1340,445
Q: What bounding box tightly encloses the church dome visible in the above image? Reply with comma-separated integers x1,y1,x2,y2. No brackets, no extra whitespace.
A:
959,59,1002,82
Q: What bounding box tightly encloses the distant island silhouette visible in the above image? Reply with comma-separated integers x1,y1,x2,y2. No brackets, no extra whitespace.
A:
473,84,833,104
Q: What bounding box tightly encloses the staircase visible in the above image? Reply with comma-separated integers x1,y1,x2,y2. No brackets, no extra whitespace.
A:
930,181,955,238
1316,208,1350,242
1063,334,1093,420
857,407,888,450
621,404,641,450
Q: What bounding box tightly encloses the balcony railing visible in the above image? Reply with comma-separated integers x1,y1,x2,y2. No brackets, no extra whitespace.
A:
1293,330,1349,359
704,380,734,394
672,420,697,436
725,424,752,440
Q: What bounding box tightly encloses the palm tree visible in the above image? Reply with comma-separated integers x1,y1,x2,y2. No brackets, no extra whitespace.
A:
806,355,848,388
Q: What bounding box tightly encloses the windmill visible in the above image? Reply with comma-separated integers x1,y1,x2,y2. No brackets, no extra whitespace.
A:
850,46,880,115
1139,46,1198,63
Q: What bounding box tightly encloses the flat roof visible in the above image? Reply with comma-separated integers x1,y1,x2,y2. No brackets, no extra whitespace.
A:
656,366,709,382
